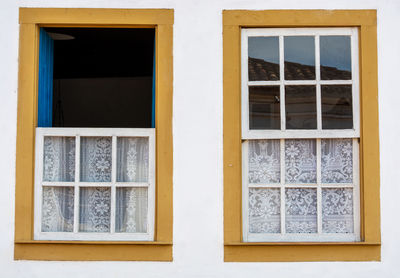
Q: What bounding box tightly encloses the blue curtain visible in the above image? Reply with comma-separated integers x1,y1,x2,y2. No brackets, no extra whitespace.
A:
151,35,156,128
37,29,54,127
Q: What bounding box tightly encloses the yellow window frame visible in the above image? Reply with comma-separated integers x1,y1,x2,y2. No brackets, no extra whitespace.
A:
223,9,380,262
15,8,173,261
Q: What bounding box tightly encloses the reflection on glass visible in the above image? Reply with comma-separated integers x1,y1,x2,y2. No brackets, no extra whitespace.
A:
248,37,280,81
284,36,315,80
320,36,351,80
249,86,280,130
285,86,317,129
321,85,353,129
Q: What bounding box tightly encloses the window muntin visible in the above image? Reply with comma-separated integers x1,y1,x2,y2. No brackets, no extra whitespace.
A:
241,28,360,242
34,128,155,241
241,28,359,139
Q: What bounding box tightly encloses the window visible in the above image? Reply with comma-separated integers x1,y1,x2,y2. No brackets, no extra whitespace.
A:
34,27,156,241
242,28,360,242
15,8,173,261
223,10,380,262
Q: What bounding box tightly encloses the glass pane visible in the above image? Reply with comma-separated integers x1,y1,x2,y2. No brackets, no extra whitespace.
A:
285,188,317,233
248,140,280,184
80,137,112,182
284,36,315,80
285,86,317,129
285,139,317,184
116,187,148,233
321,85,353,129
249,188,281,233
322,188,354,233
248,36,280,81
249,86,280,130
322,139,353,183
79,187,111,232
42,186,74,232
320,36,352,80
43,137,75,182
117,137,149,182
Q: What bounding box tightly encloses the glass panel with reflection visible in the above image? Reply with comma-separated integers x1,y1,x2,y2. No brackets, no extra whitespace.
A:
321,85,353,129
249,86,280,130
320,36,352,80
284,36,315,80
285,85,317,129
248,37,280,81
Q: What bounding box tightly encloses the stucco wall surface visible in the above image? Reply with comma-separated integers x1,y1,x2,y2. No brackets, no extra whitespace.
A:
0,0,399,277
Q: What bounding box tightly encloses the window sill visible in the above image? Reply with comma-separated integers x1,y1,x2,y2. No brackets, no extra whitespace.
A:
14,240,172,261
224,241,380,262
225,241,380,246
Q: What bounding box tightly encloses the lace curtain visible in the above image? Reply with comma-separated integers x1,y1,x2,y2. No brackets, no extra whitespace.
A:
117,137,149,182
248,138,354,235
80,137,112,182
249,140,280,184
43,137,75,182
321,139,353,183
116,188,147,233
42,187,74,232
249,188,280,233
41,136,149,234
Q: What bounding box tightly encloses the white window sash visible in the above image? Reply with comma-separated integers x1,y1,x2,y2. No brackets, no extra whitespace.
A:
34,127,155,241
242,139,360,242
241,28,360,139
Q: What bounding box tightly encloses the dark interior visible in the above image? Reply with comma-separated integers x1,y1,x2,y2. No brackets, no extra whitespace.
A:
46,27,155,128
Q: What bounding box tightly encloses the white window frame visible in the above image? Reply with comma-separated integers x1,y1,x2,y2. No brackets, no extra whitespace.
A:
34,127,155,241
241,28,361,242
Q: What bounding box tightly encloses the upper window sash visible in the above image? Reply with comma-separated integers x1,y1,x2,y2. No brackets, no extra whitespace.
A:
241,28,360,139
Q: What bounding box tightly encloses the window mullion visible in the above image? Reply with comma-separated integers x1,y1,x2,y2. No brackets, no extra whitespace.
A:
279,35,285,131
110,135,117,234
316,138,322,235
315,35,322,131
73,135,80,234
280,139,286,235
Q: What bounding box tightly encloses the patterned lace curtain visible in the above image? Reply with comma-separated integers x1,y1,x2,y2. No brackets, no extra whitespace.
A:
42,137,75,232
42,136,149,233
115,138,148,233
247,138,354,235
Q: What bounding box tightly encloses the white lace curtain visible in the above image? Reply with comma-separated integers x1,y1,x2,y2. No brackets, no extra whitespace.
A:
42,136,149,233
248,138,354,235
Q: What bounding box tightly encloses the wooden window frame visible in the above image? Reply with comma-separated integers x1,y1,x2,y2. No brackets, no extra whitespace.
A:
223,9,380,262
15,8,173,261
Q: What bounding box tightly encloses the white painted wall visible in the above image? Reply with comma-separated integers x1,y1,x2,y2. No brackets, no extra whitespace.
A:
0,0,399,277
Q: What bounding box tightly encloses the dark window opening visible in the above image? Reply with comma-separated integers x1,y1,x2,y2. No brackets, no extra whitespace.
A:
44,27,155,128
